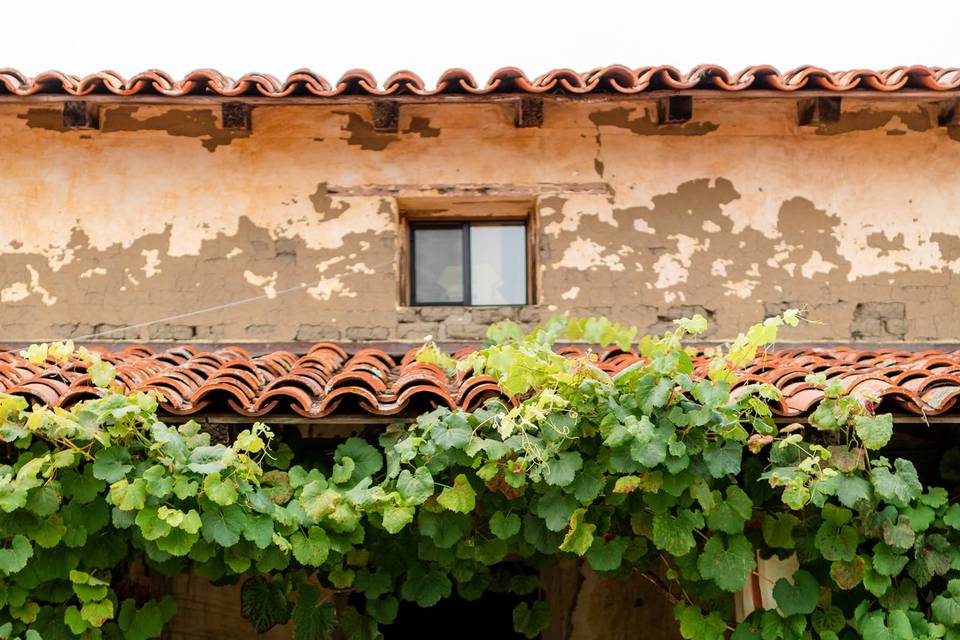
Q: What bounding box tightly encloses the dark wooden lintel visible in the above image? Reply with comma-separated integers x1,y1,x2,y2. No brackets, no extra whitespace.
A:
516,97,544,127
62,101,99,129
656,96,692,124
372,100,399,132
797,97,842,126
221,102,251,130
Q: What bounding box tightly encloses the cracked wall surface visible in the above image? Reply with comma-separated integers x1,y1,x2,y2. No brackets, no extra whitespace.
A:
1,98,959,342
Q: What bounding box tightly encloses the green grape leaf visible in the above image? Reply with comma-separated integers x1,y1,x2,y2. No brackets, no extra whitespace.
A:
292,584,338,640
702,441,742,478
334,438,383,485
135,507,171,541
512,601,551,639
871,459,922,507
705,485,753,534
535,488,579,532
882,518,916,550
0,535,32,574
571,463,606,503
291,526,331,567
396,466,433,505
243,513,274,549
240,576,290,633
200,504,245,547
61,466,106,504
418,511,470,548
836,474,872,509
92,447,133,483
203,473,238,506
543,452,583,488
382,504,414,534
697,534,756,592
873,542,909,576
761,512,800,549
341,606,380,640
859,609,916,640
559,509,595,556
187,445,230,475
117,596,176,640
815,522,859,562
437,474,476,514
332,457,356,485
85,360,115,388
854,414,893,450
652,509,704,557
490,511,522,540
772,570,819,616
401,565,452,607
812,606,846,635
675,603,727,640
830,556,866,590
366,597,399,625
586,536,628,572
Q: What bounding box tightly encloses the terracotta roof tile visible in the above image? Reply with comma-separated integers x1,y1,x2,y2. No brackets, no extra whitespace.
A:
2,344,960,420
2,66,959,100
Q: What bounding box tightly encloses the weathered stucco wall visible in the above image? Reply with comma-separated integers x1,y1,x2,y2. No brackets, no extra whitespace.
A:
1,98,959,342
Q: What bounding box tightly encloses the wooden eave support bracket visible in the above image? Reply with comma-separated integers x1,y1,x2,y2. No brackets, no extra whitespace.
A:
372,100,399,132
516,97,544,128
62,101,99,129
798,97,841,126
221,102,251,130
937,99,960,127
656,96,692,124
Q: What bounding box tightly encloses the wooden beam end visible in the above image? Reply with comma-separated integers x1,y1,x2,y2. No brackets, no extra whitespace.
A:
372,100,399,133
221,102,251,130
62,101,99,129
798,97,841,126
656,96,692,124
516,97,544,128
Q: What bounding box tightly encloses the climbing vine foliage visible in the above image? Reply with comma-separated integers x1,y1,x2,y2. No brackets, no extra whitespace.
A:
0,313,956,639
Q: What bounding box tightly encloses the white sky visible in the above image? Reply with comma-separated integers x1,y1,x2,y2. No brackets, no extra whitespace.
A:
1,0,958,83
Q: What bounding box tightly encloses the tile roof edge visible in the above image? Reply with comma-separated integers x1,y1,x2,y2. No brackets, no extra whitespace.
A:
1,66,959,100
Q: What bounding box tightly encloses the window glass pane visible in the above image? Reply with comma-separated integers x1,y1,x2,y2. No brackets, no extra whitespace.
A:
470,225,526,305
413,227,463,304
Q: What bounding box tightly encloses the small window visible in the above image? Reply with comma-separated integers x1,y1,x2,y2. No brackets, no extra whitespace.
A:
409,222,528,306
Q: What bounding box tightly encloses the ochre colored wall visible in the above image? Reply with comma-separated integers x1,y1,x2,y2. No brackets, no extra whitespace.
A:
2,98,959,342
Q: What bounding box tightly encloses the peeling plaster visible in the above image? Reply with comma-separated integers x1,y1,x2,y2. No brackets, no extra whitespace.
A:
553,237,625,272
243,270,279,299
141,249,162,278
561,286,580,300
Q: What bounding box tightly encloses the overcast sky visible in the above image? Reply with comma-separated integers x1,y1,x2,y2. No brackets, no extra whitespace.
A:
2,0,958,83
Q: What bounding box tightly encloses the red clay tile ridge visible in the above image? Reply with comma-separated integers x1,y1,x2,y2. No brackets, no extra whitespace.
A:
1,66,960,100
2,344,960,421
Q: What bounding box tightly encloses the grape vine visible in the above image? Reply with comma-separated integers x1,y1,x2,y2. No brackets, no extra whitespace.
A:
0,313,954,640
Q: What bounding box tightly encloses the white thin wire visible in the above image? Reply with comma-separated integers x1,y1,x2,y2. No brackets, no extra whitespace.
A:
70,280,317,341
2,254,401,355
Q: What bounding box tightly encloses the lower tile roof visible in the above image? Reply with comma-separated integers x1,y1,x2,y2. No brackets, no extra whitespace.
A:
1,344,959,420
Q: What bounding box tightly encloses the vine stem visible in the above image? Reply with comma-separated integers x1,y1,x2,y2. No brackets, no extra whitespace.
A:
637,570,680,605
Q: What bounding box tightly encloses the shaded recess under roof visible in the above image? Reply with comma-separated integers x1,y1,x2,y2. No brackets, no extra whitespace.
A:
1,66,960,100
2,344,960,422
